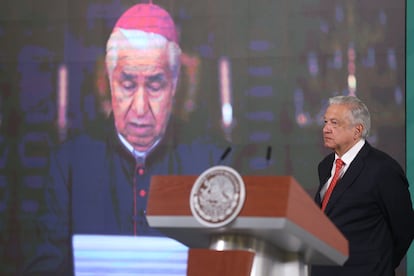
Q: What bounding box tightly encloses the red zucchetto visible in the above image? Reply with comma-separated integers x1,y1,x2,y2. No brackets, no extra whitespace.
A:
113,3,178,43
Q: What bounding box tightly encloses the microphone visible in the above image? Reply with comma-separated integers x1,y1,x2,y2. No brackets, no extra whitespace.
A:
218,146,232,164
266,146,272,163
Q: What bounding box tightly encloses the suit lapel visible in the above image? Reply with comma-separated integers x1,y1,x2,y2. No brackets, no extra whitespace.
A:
315,154,335,204
324,143,371,213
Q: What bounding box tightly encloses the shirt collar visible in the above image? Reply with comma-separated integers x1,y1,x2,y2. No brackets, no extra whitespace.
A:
336,138,365,166
117,133,161,160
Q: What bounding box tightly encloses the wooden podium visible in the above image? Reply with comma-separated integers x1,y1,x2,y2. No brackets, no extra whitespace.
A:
146,174,348,276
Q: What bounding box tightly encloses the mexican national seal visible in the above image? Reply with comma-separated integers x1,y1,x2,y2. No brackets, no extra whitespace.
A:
190,166,245,228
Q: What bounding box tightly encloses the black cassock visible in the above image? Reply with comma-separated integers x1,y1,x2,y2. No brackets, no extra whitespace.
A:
23,115,230,275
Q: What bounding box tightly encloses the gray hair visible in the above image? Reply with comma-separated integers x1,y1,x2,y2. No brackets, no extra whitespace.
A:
105,29,181,87
329,95,371,139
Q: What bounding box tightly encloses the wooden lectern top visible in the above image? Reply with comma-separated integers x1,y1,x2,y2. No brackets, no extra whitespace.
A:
147,174,349,266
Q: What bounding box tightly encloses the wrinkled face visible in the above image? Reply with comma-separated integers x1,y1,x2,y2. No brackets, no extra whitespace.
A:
110,45,176,152
323,104,362,156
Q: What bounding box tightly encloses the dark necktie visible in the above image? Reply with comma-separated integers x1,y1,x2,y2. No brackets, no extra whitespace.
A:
321,158,345,211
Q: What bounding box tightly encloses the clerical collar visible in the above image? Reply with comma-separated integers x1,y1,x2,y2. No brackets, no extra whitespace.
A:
117,133,161,160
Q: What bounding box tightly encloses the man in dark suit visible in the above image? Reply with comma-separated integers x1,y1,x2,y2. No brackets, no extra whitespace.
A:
311,95,414,276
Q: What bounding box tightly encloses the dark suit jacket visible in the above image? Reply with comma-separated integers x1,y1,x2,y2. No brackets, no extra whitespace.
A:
312,142,414,276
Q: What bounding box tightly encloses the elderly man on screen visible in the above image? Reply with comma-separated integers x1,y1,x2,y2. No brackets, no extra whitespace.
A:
23,3,228,274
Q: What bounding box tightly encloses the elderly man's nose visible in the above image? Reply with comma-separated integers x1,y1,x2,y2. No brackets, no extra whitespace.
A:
132,89,148,115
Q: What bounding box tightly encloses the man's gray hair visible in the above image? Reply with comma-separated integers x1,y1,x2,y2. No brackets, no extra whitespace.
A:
329,95,371,139
105,29,181,87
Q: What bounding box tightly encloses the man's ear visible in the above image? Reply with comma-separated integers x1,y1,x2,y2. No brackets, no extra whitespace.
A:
172,76,180,97
355,124,363,137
